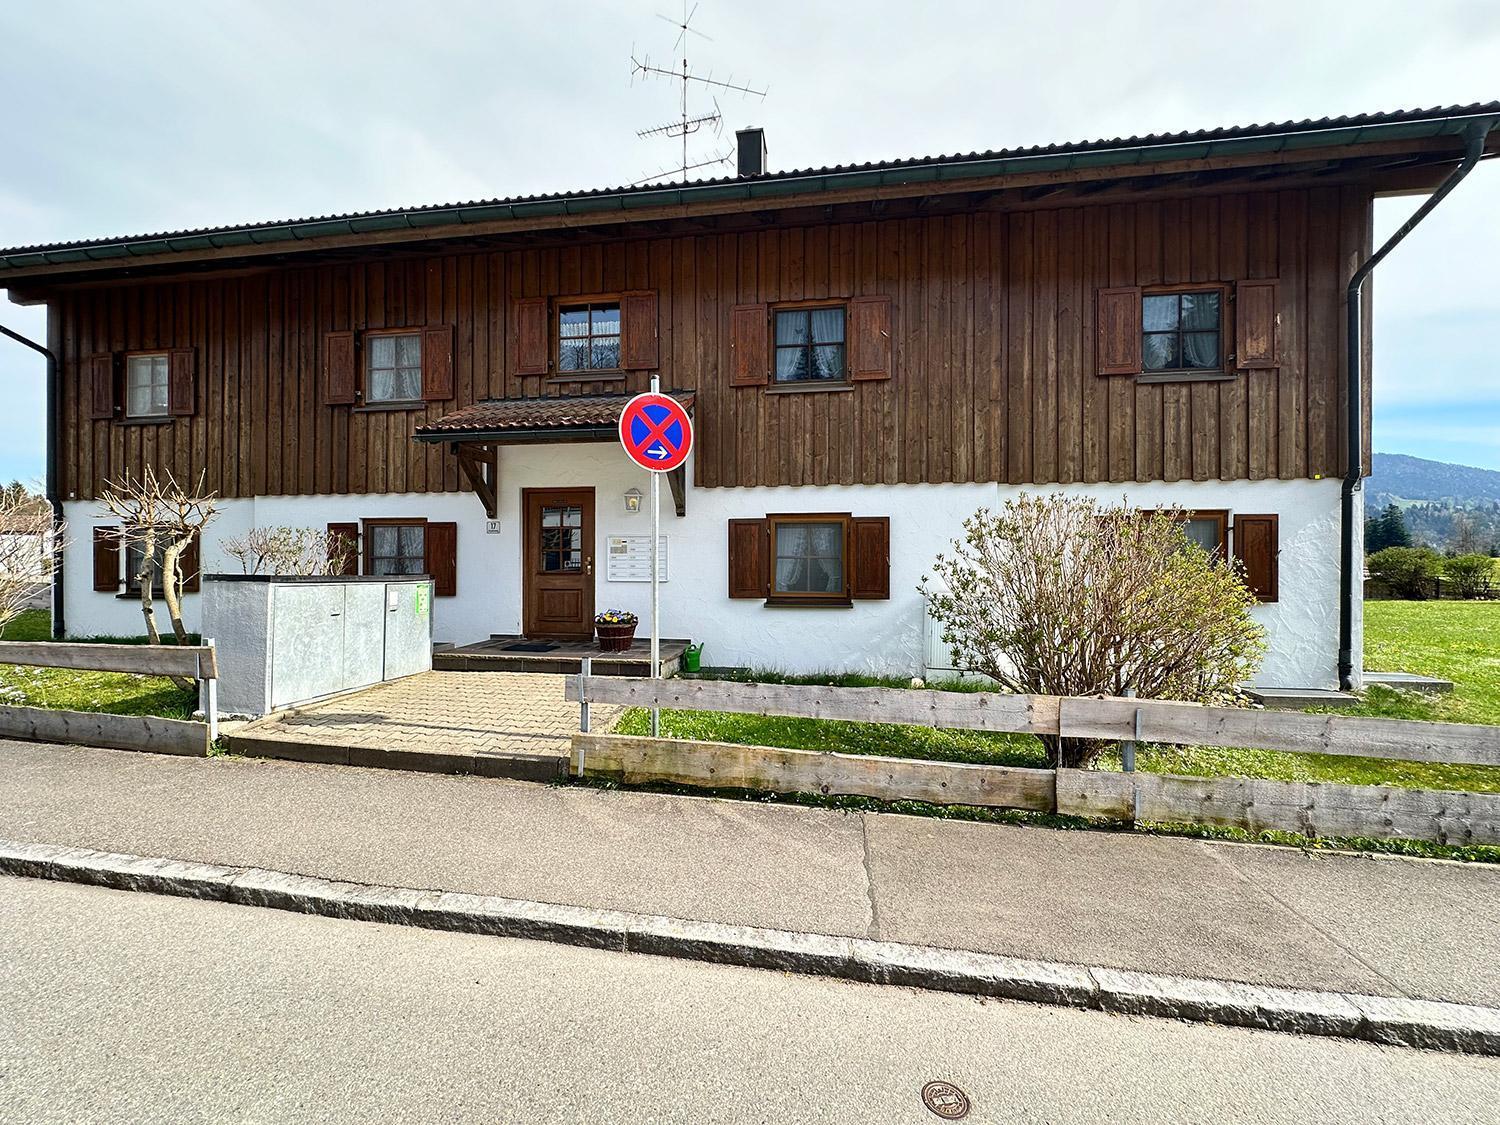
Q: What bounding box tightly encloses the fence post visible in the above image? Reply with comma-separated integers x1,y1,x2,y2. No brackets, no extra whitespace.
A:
1120,686,1141,825
575,656,592,780
203,638,219,743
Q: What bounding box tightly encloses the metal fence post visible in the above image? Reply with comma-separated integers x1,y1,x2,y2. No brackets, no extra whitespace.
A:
203,638,219,743
575,656,592,780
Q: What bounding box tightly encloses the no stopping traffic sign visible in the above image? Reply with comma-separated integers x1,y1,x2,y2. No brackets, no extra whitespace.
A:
618,392,693,472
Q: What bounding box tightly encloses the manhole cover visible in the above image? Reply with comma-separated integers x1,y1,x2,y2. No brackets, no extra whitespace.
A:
921,1080,971,1120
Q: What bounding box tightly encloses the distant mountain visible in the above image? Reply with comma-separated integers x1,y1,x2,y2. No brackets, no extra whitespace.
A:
1369,453,1500,506
1369,453,1500,553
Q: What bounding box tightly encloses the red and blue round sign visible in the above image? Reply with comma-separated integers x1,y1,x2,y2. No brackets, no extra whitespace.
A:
618,392,693,473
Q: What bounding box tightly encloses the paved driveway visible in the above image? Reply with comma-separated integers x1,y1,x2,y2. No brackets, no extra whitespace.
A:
228,671,618,778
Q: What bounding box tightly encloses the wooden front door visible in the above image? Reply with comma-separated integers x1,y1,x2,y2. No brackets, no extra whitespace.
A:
522,488,595,638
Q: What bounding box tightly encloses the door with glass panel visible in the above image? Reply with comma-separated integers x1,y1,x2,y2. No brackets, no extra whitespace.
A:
522,488,595,639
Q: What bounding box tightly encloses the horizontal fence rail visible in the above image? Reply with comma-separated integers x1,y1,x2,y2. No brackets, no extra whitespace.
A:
0,640,218,680
566,676,1500,768
0,706,211,757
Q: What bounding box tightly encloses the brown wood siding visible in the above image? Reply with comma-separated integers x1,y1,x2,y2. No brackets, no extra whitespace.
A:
52,186,1372,499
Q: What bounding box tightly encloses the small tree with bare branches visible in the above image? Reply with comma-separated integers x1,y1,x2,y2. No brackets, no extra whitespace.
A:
921,493,1266,769
99,468,218,656
221,527,352,577
0,484,58,634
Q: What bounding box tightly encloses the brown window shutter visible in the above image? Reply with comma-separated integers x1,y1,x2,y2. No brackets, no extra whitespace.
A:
92,527,122,591
729,303,769,387
88,353,117,420
327,523,360,576
848,296,893,382
421,324,455,400
727,518,769,598
1095,286,1142,376
1235,279,1281,369
180,534,201,593
1233,514,1278,602
425,521,458,597
513,297,549,376
323,330,357,405
621,290,659,370
850,516,891,600
168,347,197,416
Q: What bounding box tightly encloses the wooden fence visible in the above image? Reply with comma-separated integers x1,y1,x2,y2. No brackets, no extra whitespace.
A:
566,675,1500,846
0,640,219,756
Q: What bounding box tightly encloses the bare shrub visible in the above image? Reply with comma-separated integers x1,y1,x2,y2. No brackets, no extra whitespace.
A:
920,493,1266,769
222,527,352,577
99,469,218,667
0,483,58,633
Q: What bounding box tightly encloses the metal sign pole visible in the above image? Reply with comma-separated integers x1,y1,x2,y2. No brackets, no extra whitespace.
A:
649,374,661,737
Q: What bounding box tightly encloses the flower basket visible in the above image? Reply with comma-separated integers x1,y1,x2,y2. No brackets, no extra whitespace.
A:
595,610,638,653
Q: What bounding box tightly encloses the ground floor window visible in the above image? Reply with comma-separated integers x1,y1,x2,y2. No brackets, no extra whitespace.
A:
365,521,426,576
770,515,847,601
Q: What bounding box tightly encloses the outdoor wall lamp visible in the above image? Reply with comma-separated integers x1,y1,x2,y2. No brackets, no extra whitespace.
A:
624,488,643,513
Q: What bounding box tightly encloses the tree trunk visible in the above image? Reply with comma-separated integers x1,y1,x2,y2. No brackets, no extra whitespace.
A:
1043,735,1113,770
158,536,197,691
135,528,162,645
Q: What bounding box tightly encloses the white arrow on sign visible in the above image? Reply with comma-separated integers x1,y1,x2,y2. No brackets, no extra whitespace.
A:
648,445,669,459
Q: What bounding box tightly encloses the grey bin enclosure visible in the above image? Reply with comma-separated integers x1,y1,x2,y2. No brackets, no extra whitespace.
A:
202,575,434,718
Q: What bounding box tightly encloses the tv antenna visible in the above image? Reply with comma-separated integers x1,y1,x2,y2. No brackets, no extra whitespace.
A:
629,2,766,185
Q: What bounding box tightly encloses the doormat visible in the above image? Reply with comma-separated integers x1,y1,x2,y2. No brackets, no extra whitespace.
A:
501,642,560,653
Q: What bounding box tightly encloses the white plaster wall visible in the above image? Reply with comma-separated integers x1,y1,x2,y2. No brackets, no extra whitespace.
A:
60,452,1354,688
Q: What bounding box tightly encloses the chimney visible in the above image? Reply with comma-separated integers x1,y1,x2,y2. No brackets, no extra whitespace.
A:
736,127,767,178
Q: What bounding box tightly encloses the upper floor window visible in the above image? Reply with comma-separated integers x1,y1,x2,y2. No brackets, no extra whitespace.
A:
558,302,621,373
774,306,846,384
124,354,170,419
1142,290,1222,374
366,332,423,404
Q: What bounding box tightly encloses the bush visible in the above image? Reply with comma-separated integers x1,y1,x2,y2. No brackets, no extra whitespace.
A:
1366,546,1441,600
920,494,1266,769
1443,554,1495,600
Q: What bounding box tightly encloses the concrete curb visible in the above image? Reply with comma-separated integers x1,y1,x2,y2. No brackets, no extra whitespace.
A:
4,838,1497,1057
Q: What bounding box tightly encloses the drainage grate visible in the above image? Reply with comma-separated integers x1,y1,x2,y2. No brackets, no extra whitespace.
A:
921,1080,971,1120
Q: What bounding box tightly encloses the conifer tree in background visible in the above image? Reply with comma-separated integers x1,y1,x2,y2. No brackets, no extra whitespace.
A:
1365,502,1412,553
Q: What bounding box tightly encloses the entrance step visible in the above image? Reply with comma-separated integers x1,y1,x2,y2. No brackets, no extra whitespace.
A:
433,635,688,678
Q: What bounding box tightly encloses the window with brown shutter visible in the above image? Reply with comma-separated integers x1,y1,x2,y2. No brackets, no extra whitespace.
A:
621,290,659,371
513,296,549,376
1235,280,1281,369
727,518,769,597
1234,514,1279,602
421,325,455,401
327,523,360,576
848,296,893,382
92,526,122,591
88,353,117,420
1096,287,1143,375
425,521,458,597
850,517,891,600
729,514,890,604
323,330,357,405
180,534,201,593
729,303,769,387
168,348,197,416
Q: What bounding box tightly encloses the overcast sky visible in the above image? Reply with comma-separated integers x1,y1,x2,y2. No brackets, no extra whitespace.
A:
2,0,1497,483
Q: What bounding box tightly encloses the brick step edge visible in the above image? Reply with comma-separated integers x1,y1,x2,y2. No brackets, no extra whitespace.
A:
3,837,1496,1057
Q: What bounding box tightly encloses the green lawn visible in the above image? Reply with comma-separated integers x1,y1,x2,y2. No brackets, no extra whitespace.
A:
0,608,198,719
1358,600,1500,725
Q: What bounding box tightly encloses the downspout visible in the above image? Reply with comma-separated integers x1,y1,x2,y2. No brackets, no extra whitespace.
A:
0,319,64,638
1339,120,1494,689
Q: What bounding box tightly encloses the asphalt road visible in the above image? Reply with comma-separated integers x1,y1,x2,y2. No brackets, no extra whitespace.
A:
3,876,1497,1125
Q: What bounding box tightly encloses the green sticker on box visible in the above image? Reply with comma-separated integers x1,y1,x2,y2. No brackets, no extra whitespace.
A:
415,585,430,616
